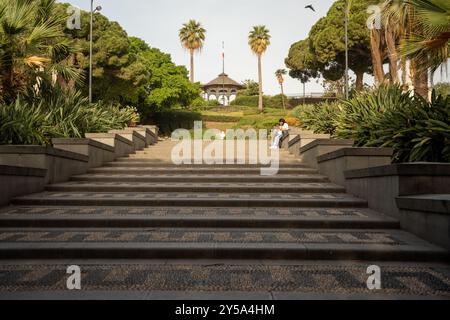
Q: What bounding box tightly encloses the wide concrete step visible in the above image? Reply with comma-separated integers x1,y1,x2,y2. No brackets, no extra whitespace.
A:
12,192,368,208
70,174,329,183
0,206,399,229
87,167,319,175
0,228,447,261
1,260,449,298
44,182,346,194
106,161,309,168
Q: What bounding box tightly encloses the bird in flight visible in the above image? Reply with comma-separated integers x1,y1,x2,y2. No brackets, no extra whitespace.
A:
305,5,316,12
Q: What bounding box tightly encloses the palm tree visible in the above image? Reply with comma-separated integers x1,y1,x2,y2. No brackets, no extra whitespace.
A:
0,0,79,103
179,20,206,83
248,25,271,112
400,0,450,74
275,69,287,109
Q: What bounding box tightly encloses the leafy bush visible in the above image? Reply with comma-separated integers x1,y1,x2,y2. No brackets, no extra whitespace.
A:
368,92,450,162
201,115,240,123
293,102,342,135
0,98,52,145
0,87,140,145
152,110,202,136
335,85,412,146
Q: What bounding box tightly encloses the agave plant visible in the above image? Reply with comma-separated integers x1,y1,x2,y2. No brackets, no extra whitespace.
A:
293,102,342,136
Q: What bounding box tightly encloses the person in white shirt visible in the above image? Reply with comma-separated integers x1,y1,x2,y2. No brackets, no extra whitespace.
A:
270,119,289,149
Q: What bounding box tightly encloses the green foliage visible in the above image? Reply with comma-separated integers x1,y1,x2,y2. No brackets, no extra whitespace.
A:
335,85,414,146
0,86,139,145
367,92,450,163
294,85,450,163
293,102,342,135
238,80,259,96
236,115,281,130
286,0,376,85
0,99,51,145
232,94,289,109
201,115,241,123
152,111,202,136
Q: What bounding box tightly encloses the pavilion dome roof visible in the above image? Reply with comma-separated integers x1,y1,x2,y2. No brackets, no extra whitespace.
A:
202,73,244,88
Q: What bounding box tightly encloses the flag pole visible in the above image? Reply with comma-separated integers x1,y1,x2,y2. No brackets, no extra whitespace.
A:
222,41,225,106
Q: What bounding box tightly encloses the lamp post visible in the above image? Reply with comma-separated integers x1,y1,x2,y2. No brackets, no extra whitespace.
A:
344,0,349,100
89,1,102,103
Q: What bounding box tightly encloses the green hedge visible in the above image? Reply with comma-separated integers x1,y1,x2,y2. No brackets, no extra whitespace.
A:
201,115,241,123
152,110,202,136
231,94,290,109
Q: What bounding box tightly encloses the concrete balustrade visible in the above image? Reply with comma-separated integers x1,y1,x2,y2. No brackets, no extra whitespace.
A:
108,129,146,151
317,147,393,186
139,125,159,143
288,132,331,156
298,139,354,169
345,163,450,249
85,133,135,159
0,146,89,184
0,165,47,206
52,138,115,168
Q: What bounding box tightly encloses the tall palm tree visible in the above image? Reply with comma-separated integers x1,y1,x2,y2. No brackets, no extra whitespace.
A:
275,69,287,109
248,25,271,112
179,20,206,83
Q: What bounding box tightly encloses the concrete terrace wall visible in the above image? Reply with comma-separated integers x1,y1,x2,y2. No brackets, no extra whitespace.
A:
317,148,393,186
299,139,354,169
0,165,47,206
52,138,115,168
85,133,135,159
108,130,146,151
0,146,88,184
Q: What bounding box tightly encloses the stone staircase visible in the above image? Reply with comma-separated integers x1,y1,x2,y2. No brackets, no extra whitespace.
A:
0,140,449,298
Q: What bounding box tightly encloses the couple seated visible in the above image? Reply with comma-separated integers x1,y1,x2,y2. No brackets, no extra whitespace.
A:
270,119,289,150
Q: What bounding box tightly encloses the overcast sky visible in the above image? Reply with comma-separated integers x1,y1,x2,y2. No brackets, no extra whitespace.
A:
63,0,448,95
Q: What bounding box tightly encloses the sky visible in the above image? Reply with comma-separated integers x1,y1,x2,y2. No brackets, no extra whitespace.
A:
62,0,448,95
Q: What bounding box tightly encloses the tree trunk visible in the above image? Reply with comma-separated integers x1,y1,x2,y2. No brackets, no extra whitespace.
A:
411,59,429,99
257,54,263,112
370,29,384,85
280,83,285,110
401,58,408,90
190,49,194,83
355,71,364,92
385,22,399,84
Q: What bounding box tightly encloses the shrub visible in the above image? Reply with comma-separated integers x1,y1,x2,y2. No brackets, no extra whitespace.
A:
368,92,450,162
335,85,413,146
0,87,140,145
285,117,301,127
152,110,202,136
201,115,240,123
293,102,341,135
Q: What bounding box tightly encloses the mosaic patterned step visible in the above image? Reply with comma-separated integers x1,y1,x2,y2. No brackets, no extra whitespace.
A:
70,174,329,183
0,228,447,261
0,206,399,229
12,192,368,208
1,261,449,298
44,182,346,194
87,167,319,175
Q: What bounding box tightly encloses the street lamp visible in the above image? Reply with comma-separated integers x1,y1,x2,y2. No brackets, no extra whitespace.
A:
344,0,349,100
337,1,349,100
89,1,102,103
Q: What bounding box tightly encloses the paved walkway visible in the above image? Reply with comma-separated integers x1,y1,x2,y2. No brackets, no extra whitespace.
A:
0,140,449,299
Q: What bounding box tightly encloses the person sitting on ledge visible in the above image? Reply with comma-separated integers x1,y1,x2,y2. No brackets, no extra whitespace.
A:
270,118,289,150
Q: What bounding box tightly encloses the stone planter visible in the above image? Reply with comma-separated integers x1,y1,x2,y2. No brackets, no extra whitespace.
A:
0,146,88,184
52,138,115,168
139,125,159,142
317,147,393,186
0,165,47,206
298,139,354,169
288,132,331,156
85,133,135,159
